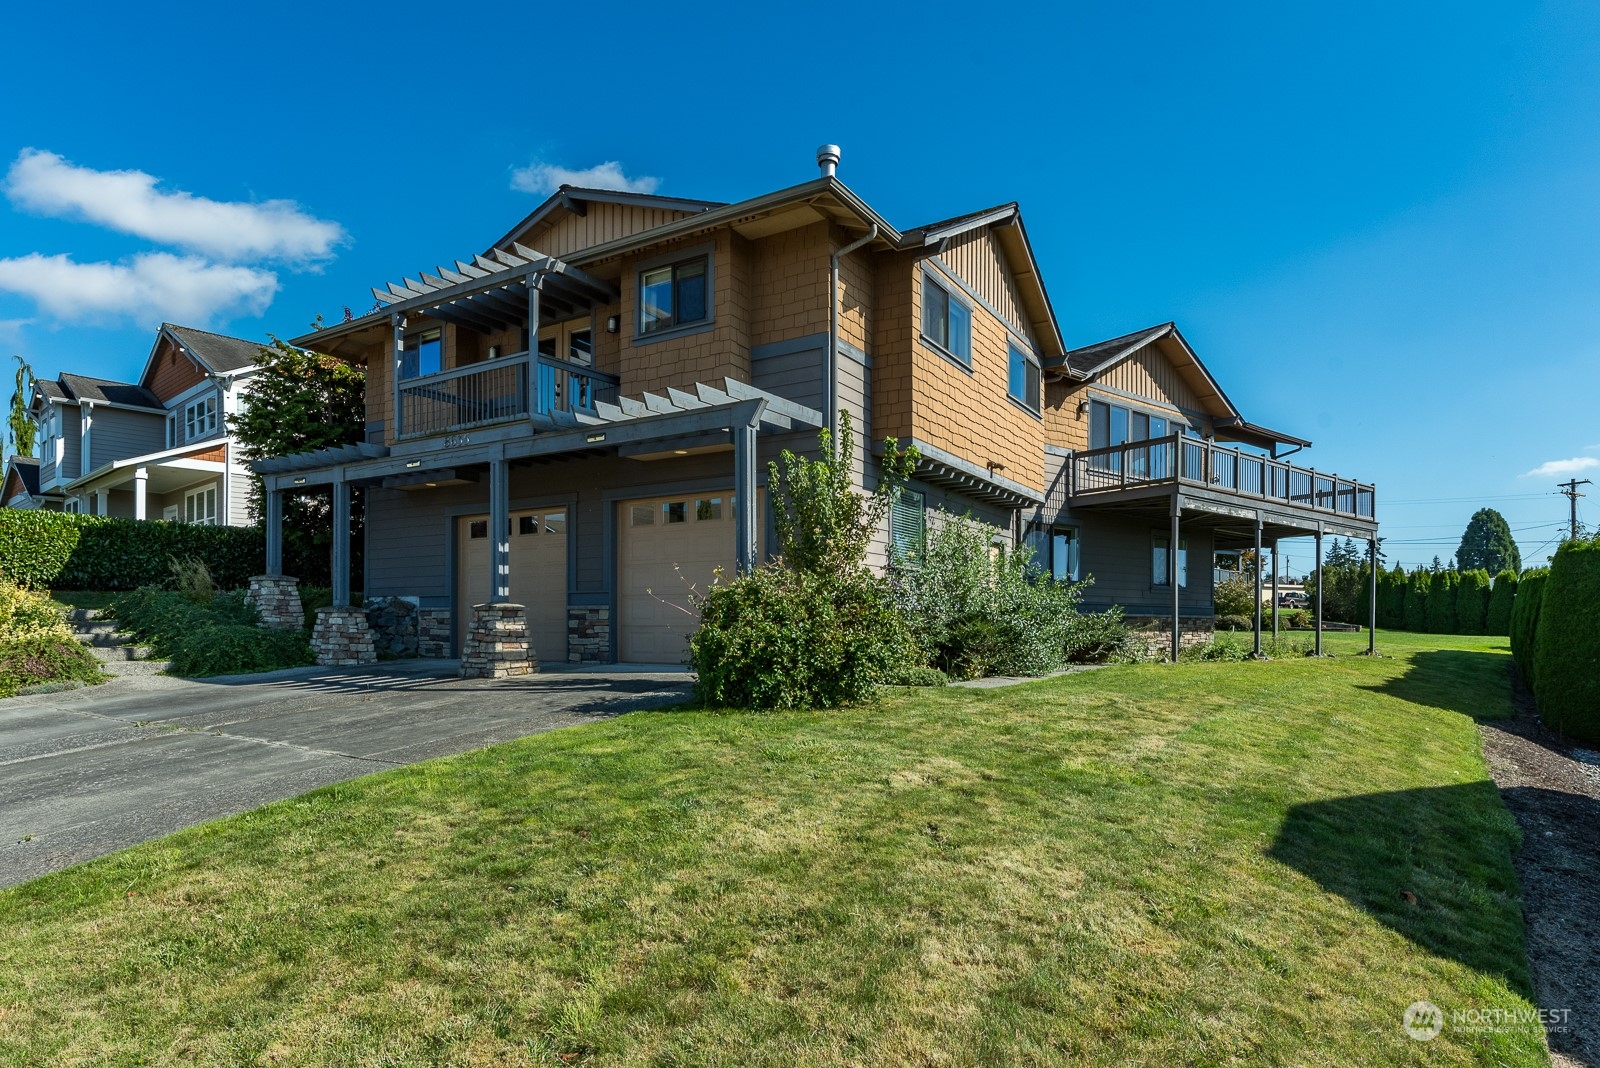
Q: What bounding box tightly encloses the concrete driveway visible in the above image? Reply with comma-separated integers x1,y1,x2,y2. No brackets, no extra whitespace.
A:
0,661,693,889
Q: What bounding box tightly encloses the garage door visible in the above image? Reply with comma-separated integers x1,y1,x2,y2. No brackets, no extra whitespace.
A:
458,508,567,661
618,493,738,664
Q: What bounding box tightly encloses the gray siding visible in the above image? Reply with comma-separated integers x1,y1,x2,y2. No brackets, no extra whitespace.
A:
750,343,824,410
90,408,165,469
59,407,81,481
228,469,255,526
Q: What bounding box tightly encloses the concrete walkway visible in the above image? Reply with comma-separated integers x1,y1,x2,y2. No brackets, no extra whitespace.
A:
0,660,693,889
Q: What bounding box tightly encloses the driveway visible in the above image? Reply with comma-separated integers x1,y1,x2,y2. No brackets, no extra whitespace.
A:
0,661,693,889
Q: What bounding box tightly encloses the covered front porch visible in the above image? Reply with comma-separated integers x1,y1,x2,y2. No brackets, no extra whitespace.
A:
252,378,822,670
66,442,231,521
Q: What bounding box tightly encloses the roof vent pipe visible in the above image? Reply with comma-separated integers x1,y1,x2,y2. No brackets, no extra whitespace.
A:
816,144,841,178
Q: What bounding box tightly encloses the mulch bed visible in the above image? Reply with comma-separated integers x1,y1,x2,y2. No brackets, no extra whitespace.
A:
1477,665,1600,1067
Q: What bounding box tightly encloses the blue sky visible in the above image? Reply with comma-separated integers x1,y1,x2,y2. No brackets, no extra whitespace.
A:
2,0,1596,570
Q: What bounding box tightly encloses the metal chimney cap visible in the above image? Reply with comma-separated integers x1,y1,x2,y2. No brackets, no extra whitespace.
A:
816,144,841,177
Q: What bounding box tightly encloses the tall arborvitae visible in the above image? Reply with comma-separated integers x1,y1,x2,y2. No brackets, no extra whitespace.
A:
1485,570,1518,636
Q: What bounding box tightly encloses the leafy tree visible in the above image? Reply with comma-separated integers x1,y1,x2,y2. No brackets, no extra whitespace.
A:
1455,568,1491,635
7,355,36,459
1456,508,1521,575
228,339,366,586
1425,570,1459,633
768,409,915,576
1485,570,1517,636
1403,569,1430,630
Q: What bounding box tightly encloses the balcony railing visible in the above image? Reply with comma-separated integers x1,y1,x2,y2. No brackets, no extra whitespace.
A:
396,352,619,439
1070,434,1375,520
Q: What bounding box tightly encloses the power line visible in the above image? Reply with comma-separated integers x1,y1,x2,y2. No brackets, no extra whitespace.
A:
1381,492,1559,506
1558,479,1591,540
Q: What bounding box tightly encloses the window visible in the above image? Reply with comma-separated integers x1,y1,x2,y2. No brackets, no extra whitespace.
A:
469,519,489,539
638,256,708,335
1090,399,1183,475
63,496,80,514
1025,524,1079,581
184,395,217,441
518,515,539,536
696,497,722,521
921,274,971,365
184,485,218,526
400,328,442,379
544,512,566,537
890,490,926,559
630,504,654,526
1152,534,1188,588
570,329,592,364
1008,342,1041,413
663,501,687,523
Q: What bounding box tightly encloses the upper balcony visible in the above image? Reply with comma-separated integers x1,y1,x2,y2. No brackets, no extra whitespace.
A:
1068,433,1375,524
397,351,619,439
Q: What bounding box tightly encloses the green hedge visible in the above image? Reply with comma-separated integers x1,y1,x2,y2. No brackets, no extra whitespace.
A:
1455,569,1491,635
1510,568,1548,685
1425,570,1458,634
0,511,265,590
1402,571,1429,631
1530,540,1600,743
1486,571,1517,636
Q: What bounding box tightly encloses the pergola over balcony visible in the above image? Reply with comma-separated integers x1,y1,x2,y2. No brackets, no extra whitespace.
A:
373,244,621,439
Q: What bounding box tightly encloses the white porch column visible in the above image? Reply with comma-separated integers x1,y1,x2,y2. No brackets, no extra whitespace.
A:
94,489,109,516
133,467,148,520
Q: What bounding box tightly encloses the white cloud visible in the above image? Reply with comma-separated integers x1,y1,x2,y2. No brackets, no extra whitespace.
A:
4,149,345,264
510,159,660,196
0,252,277,325
1524,456,1600,479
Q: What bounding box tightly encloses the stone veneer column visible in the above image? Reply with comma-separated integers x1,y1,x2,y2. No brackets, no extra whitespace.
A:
311,605,378,667
459,603,537,679
567,606,611,663
247,575,304,631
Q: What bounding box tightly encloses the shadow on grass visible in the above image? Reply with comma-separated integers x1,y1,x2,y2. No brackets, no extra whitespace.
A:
1361,648,1513,720
1269,781,1551,997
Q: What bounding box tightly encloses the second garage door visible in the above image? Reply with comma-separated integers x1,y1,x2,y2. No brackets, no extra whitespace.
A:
617,493,738,664
458,508,568,661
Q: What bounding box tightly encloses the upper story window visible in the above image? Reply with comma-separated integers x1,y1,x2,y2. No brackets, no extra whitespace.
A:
400,328,442,379
1089,399,1188,449
921,273,972,366
1008,342,1040,413
638,256,708,336
184,395,218,441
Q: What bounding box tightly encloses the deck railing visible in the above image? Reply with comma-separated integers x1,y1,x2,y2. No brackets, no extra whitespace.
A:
396,352,619,439
1070,434,1375,520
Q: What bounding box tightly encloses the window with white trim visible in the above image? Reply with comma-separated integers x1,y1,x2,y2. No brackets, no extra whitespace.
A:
184,485,218,526
921,273,971,365
400,328,442,379
184,395,218,441
1008,342,1040,413
63,496,80,514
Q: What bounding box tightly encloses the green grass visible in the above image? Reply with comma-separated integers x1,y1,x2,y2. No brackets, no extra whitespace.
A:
0,631,1543,1066
49,589,119,611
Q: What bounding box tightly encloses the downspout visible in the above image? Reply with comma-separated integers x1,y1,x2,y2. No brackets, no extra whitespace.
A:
827,223,878,455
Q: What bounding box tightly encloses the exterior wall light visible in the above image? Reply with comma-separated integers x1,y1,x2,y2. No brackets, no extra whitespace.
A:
605,315,620,334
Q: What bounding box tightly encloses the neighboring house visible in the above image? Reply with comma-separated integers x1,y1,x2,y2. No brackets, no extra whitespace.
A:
2,456,42,509
21,324,264,524
255,148,1377,664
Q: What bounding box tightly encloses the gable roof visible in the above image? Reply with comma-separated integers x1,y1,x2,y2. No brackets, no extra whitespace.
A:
491,186,726,254
35,373,163,411
5,456,39,497
160,324,264,374
1061,322,1311,452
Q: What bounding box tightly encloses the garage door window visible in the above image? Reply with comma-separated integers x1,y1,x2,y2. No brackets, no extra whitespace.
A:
469,520,488,539
631,504,654,526
664,501,687,524
543,513,565,536
696,497,722,521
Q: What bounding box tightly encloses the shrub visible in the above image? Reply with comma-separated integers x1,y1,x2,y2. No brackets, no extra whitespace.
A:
1213,573,1257,617
1530,539,1600,742
1264,634,1315,658
1425,570,1458,634
1063,608,1132,664
169,556,218,604
1284,608,1312,630
167,625,316,678
1486,570,1518,637
1216,614,1253,632
0,636,102,697
1379,565,1408,629
891,514,1089,679
690,564,915,710
0,582,73,644
0,510,266,591
1510,568,1549,685
1455,569,1491,635
1180,634,1251,662
1403,570,1429,631
0,510,80,588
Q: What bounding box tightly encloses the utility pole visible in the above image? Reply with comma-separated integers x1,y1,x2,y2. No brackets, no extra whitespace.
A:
1559,478,1591,541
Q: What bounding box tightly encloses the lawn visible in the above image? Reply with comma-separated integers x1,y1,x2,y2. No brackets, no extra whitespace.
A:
0,631,1544,1066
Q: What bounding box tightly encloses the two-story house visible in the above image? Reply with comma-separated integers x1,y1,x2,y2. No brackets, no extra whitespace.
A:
254,147,1376,665
10,324,264,523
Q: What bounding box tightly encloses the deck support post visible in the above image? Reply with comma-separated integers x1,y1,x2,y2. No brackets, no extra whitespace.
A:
265,485,284,576
1314,524,1324,656
488,455,510,602
525,279,542,417
1368,537,1379,656
391,313,405,439
1252,515,1264,657
1170,502,1182,663
331,474,351,608
733,399,766,574
1270,538,1279,639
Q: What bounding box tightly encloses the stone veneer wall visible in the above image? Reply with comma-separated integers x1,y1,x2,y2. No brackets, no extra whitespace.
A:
418,608,452,659
459,603,536,679
311,605,378,666
567,606,611,663
247,575,304,631
1125,614,1215,658
364,596,419,657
